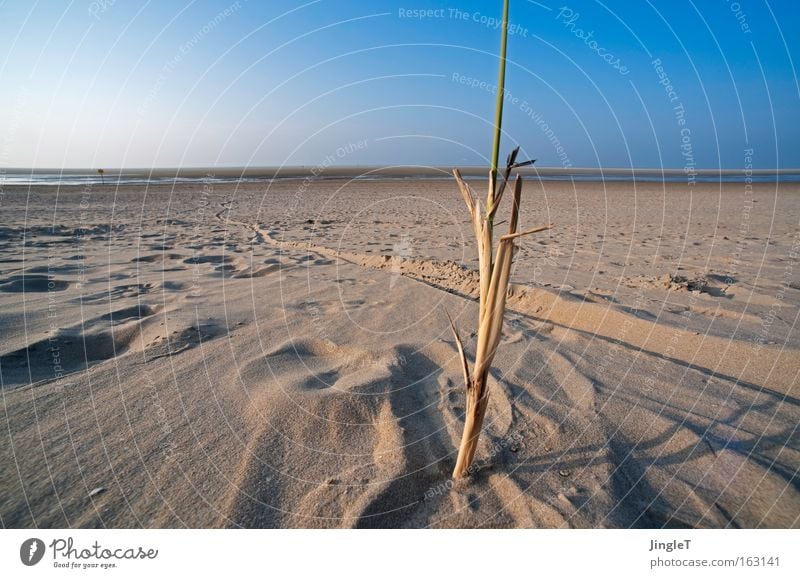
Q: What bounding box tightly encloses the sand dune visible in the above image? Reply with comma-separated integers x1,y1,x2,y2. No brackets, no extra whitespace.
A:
1,179,798,528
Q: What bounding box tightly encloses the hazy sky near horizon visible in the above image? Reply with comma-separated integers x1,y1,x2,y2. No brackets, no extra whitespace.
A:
1,0,798,170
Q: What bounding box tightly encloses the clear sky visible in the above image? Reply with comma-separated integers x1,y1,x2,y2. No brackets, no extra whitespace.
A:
1,0,798,169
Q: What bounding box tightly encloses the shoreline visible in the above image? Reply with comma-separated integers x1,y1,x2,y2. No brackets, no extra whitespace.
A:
2,165,799,187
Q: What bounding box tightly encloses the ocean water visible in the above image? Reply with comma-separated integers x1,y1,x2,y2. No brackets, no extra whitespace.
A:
2,168,798,187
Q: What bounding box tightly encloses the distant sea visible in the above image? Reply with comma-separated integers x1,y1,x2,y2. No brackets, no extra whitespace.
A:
2,167,799,186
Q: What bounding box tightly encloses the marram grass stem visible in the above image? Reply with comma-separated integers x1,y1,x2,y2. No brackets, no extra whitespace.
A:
448,0,553,479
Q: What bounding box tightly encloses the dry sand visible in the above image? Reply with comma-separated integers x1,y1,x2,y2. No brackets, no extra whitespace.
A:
1,177,798,528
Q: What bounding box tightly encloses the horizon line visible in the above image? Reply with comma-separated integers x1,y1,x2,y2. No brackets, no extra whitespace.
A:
3,165,799,174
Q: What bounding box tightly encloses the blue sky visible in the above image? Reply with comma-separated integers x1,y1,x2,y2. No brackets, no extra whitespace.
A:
0,0,797,169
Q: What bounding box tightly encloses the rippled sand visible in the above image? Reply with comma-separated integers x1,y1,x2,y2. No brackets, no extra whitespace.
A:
1,177,798,528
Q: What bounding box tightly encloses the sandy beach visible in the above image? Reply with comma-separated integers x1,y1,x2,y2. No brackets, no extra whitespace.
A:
1,177,798,528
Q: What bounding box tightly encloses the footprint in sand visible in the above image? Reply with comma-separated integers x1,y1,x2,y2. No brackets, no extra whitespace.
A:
132,252,185,263
0,304,162,387
79,283,155,302
143,323,225,363
0,274,69,292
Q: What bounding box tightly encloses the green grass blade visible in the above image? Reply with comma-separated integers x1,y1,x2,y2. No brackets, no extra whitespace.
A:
489,0,510,197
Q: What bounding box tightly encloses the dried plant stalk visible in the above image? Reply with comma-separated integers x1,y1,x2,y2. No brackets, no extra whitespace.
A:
448,0,552,478
450,166,550,478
